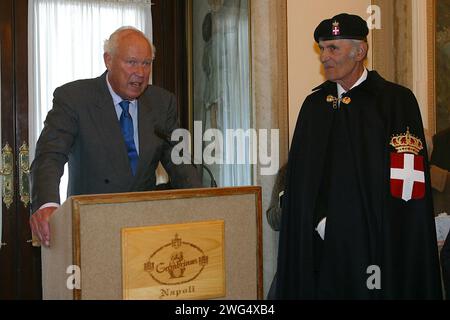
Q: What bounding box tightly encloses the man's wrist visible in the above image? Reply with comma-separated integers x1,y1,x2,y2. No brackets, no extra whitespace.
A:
38,202,60,211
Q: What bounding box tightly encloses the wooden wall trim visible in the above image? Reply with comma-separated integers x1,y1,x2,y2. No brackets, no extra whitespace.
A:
427,0,436,134
152,0,189,129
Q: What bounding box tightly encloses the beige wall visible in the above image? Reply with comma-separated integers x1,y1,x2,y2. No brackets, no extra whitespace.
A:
287,0,372,144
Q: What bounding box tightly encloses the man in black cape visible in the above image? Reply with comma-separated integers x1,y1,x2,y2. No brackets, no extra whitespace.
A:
275,13,442,299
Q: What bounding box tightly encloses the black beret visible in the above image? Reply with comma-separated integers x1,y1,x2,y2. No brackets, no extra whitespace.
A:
314,13,368,43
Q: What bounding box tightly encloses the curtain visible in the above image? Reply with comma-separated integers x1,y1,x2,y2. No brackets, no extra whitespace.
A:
196,0,251,187
28,0,152,203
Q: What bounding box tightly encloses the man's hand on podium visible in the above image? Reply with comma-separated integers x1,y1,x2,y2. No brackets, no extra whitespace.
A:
29,206,58,247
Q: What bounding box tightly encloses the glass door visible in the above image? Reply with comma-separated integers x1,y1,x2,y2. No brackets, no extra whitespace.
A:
0,0,41,299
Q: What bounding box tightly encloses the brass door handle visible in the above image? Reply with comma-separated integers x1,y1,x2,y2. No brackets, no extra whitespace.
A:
19,142,30,208
0,142,14,209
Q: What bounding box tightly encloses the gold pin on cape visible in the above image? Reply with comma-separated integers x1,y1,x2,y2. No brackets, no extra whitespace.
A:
326,95,351,109
326,95,339,109
341,97,351,105
326,95,336,103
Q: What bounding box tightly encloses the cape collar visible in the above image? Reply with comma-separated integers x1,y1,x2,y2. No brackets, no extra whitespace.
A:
337,68,368,97
312,70,384,96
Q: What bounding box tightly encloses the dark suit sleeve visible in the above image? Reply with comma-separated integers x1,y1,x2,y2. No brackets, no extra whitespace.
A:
30,86,78,212
266,163,287,231
159,93,202,189
431,129,450,171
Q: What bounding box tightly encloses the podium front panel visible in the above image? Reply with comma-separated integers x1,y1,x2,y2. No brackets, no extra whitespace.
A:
42,187,262,300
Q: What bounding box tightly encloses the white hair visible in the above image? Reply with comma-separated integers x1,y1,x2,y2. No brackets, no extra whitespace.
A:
104,26,156,59
348,39,368,59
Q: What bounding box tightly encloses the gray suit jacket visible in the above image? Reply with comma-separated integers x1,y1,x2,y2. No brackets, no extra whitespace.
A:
31,72,201,212
266,163,287,231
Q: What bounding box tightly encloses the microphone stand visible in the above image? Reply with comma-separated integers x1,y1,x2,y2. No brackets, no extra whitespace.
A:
154,128,217,188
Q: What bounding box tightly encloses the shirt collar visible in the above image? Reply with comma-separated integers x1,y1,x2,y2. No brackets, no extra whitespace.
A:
105,73,137,106
337,68,368,98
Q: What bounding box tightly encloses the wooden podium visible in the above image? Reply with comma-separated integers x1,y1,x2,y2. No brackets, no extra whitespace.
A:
41,187,262,300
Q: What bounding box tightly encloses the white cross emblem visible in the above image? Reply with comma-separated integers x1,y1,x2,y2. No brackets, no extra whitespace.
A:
390,153,425,201
332,26,340,36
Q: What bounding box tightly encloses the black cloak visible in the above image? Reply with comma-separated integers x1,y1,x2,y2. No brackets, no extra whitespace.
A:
276,71,442,299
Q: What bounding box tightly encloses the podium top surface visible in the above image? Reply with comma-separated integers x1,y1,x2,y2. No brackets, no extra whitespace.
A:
66,186,262,206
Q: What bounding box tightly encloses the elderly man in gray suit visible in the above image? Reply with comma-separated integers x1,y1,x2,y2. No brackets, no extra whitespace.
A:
30,27,202,247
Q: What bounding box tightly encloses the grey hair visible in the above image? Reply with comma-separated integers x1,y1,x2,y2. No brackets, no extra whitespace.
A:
104,26,156,59
348,39,368,59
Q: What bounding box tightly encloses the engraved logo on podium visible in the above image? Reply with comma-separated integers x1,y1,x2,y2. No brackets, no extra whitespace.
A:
122,220,224,300
144,234,209,285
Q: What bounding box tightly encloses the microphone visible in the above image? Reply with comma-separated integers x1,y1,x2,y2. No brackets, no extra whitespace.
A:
154,127,217,188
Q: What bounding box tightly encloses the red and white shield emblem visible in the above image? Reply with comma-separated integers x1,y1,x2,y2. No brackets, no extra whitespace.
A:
390,153,425,201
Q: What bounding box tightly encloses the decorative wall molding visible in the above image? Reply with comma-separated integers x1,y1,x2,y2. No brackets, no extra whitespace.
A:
412,0,430,130
427,0,436,134
250,0,288,297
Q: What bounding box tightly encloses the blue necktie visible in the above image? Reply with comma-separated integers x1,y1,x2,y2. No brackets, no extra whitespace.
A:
119,100,138,175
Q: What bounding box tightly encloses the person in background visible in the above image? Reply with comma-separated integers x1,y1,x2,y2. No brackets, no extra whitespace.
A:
265,163,287,299
30,26,201,247
276,13,442,299
430,127,450,214
429,127,450,299
442,233,450,300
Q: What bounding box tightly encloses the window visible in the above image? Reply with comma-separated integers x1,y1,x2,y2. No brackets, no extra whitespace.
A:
192,0,252,187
